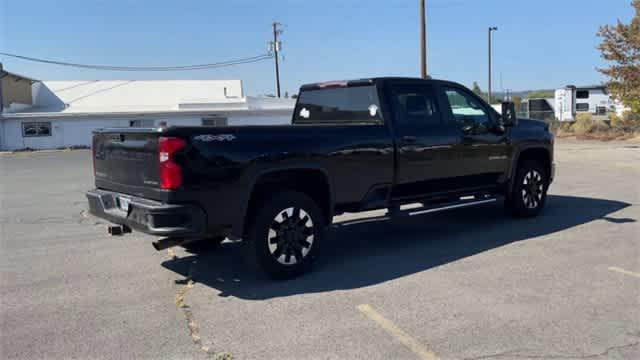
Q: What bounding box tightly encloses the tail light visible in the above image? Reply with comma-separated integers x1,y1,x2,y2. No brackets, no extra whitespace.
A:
158,137,186,189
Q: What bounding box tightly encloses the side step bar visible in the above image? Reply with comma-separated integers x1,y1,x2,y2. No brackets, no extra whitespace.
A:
406,198,497,217
334,195,500,227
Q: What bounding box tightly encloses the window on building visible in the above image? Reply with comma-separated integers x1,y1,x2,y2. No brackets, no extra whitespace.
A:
201,117,228,127
576,90,589,99
596,106,607,115
576,103,590,112
22,122,52,137
129,119,155,128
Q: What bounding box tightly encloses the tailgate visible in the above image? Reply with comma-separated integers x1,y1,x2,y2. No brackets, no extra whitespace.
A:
93,130,161,190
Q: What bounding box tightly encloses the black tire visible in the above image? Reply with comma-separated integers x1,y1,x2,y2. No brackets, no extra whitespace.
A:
182,236,226,253
245,190,326,279
506,160,549,217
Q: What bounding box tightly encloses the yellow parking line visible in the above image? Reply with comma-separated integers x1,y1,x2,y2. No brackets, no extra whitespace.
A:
608,267,640,278
357,304,439,360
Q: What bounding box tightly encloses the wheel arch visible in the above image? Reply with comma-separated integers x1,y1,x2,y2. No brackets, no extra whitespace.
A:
508,146,552,193
242,165,334,238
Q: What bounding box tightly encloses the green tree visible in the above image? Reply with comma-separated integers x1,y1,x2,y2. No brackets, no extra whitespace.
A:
511,95,523,111
527,91,554,99
472,81,483,97
597,0,640,113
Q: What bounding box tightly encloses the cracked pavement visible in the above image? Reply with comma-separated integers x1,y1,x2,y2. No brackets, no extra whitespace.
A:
1,140,639,359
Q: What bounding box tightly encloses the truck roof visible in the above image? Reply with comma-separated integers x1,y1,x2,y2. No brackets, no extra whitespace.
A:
299,77,463,91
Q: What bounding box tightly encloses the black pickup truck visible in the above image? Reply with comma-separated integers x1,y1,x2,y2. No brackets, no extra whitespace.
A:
87,77,554,278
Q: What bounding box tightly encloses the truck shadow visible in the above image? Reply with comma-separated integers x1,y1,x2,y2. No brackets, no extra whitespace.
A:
161,195,632,300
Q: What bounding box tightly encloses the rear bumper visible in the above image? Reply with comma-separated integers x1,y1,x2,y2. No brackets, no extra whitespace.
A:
86,189,206,237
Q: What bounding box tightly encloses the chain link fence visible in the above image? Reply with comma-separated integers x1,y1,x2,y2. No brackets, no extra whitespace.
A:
517,111,556,123
517,111,613,123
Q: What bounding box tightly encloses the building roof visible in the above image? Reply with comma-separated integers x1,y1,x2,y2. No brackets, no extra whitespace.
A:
1,79,295,118
0,70,39,83
32,79,244,113
564,84,607,91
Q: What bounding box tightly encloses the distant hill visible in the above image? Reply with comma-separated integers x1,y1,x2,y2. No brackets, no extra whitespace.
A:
493,89,556,99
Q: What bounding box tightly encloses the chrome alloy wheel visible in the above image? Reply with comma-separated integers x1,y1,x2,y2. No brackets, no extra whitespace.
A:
267,207,314,265
521,169,544,209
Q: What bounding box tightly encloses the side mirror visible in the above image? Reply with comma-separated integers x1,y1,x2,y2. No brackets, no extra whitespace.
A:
501,101,517,127
461,124,474,135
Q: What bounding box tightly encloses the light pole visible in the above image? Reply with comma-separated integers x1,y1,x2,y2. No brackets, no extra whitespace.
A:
419,0,427,78
488,26,498,103
271,22,283,98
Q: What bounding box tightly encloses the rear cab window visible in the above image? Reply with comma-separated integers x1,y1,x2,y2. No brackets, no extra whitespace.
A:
293,84,383,124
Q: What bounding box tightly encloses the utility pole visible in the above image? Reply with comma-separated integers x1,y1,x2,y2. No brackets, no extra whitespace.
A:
271,22,283,98
419,0,427,78
0,62,4,112
488,26,498,103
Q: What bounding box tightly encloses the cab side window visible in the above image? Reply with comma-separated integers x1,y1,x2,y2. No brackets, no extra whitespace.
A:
392,85,441,127
443,87,491,130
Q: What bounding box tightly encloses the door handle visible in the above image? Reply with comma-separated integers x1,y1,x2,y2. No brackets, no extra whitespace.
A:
401,136,417,143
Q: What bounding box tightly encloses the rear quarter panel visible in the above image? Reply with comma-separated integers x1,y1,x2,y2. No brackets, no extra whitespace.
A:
165,124,394,236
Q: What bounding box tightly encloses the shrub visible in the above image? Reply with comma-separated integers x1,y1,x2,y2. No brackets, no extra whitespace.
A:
611,111,640,132
571,113,611,134
593,119,611,131
573,113,595,134
559,121,574,132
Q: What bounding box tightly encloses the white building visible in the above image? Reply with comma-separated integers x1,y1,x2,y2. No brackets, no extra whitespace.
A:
0,78,295,150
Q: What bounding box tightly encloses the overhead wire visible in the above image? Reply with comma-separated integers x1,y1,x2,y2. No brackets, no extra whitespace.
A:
0,52,273,71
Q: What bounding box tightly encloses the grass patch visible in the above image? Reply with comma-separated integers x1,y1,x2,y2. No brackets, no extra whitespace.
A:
552,111,639,141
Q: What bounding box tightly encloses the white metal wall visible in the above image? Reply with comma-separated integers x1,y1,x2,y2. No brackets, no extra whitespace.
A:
0,113,291,151
578,89,611,113
554,88,617,121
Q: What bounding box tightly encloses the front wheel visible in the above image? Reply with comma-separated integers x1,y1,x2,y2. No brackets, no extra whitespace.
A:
506,160,549,217
245,191,326,279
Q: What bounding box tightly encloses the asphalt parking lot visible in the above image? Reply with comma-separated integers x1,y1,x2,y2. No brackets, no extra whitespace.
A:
1,140,639,360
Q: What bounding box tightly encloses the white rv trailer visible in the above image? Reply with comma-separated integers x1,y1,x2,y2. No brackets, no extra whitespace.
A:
554,85,619,122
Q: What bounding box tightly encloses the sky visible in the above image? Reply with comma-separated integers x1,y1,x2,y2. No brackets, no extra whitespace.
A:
0,0,636,96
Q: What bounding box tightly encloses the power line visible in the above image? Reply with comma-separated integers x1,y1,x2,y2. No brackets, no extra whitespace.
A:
0,52,273,71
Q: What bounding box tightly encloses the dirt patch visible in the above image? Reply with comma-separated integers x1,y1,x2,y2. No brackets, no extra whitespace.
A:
556,130,640,142
172,254,233,360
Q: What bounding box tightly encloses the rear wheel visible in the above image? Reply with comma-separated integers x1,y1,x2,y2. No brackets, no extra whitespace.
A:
506,160,548,217
245,191,325,279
